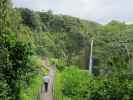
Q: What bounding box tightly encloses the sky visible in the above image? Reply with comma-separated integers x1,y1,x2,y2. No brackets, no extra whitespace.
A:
12,0,133,24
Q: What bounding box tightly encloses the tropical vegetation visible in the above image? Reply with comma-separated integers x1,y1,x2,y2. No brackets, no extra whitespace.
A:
0,0,133,100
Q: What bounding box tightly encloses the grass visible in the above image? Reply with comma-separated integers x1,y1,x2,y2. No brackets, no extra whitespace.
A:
19,74,43,100
54,70,68,100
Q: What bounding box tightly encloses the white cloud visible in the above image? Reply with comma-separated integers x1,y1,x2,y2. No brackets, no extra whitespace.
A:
12,0,133,24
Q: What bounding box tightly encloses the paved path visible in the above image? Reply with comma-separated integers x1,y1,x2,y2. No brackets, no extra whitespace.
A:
40,65,56,100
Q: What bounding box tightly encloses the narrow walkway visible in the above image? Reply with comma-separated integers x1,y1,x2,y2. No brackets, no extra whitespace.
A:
40,65,56,100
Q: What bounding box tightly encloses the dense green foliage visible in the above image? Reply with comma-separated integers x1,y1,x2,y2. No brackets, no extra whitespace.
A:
93,22,133,76
62,67,93,100
0,0,133,99
16,8,98,65
0,1,44,100
54,70,68,100
89,77,133,100
55,67,133,100
19,74,43,100
16,8,133,75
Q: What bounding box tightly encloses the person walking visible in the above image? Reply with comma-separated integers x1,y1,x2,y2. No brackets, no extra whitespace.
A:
43,75,50,93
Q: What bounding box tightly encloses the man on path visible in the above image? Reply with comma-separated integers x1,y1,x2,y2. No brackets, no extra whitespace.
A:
43,75,50,93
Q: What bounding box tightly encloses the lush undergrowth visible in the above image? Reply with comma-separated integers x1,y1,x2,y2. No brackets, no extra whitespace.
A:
54,67,133,100
1,0,133,99
19,75,43,100
54,70,68,100
19,56,48,100
62,67,93,100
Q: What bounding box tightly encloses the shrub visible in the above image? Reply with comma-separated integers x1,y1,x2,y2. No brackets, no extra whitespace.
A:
28,56,43,70
89,78,133,100
60,67,133,100
0,40,34,100
0,80,12,100
50,58,66,71
62,67,93,100
19,75,43,100
19,55,48,100
54,71,68,100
